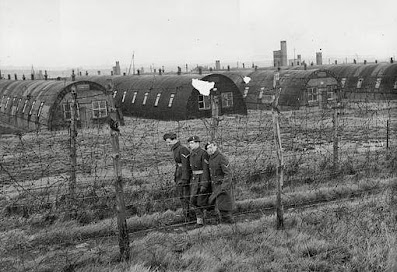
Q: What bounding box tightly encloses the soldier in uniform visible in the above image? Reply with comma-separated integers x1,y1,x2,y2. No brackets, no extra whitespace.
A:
187,136,211,226
163,132,193,221
205,141,235,224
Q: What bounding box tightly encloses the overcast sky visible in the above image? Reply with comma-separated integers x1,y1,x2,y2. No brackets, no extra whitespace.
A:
1,0,396,71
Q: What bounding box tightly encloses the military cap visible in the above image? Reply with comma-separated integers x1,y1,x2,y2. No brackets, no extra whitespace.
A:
187,135,201,142
163,132,177,141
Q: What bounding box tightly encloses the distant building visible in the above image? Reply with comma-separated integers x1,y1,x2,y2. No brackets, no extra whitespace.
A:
112,61,121,75
215,60,221,70
273,41,288,67
273,50,282,67
316,52,323,65
289,54,302,66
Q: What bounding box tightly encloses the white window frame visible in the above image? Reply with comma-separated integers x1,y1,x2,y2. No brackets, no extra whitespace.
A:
62,102,80,120
29,100,36,116
0,95,4,110
374,78,381,89
198,95,210,110
92,100,107,119
22,100,29,114
11,98,17,115
4,97,10,110
142,92,149,105
307,88,318,102
221,92,233,108
154,93,161,106
357,78,364,89
168,94,175,107
131,91,138,104
327,86,335,101
258,87,264,99
16,98,22,113
37,102,45,117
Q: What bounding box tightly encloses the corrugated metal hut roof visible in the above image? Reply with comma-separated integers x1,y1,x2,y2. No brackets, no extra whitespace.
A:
0,80,109,131
81,75,206,120
242,69,340,109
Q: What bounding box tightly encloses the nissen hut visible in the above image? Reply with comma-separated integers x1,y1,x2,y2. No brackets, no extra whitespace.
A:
0,80,115,131
82,74,247,120
241,69,340,110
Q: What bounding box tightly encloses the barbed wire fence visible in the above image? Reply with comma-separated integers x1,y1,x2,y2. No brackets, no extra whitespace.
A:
0,96,396,270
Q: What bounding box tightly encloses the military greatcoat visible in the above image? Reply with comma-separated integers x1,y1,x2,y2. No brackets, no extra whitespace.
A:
171,141,191,184
189,147,211,207
208,150,235,211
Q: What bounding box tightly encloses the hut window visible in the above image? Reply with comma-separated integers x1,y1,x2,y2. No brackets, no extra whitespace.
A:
357,78,364,88
168,94,175,107
308,88,318,102
374,78,381,89
29,101,36,116
22,100,29,114
142,92,149,105
122,91,127,103
11,98,17,115
221,92,233,108
341,78,346,88
113,90,118,98
198,95,210,110
132,91,138,104
16,98,22,112
92,101,107,119
37,102,45,117
4,97,10,110
154,93,161,106
258,88,264,99
327,86,334,101
394,80,397,89
63,102,80,120
0,95,4,110
243,87,249,98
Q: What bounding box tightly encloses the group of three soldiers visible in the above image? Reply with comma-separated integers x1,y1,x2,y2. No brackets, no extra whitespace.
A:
163,132,234,226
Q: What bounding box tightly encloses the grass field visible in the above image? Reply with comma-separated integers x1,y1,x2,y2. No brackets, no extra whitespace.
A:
1,106,397,271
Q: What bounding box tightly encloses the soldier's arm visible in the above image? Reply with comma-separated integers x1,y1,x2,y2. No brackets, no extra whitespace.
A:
180,147,191,181
201,151,210,190
220,155,232,190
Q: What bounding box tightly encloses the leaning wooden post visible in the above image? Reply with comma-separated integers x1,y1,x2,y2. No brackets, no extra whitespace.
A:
210,87,219,141
106,79,130,261
271,71,284,229
69,84,78,218
272,93,284,229
332,105,339,171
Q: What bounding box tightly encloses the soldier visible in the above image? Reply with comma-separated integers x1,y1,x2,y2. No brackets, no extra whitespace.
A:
187,136,211,226
205,141,235,224
163,132,193,222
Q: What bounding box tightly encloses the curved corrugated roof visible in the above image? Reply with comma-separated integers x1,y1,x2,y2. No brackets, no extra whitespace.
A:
0,79,108,130
241,69,340,109
80,74,206,120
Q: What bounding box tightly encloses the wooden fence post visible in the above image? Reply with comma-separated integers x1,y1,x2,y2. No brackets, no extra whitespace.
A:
106,79,130,261
272,89,284,230
332,105,339,172
210,88,219,141
69,84,77,217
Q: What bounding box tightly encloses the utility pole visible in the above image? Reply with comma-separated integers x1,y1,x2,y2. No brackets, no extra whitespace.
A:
106,79,130,261
69,85,78,218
